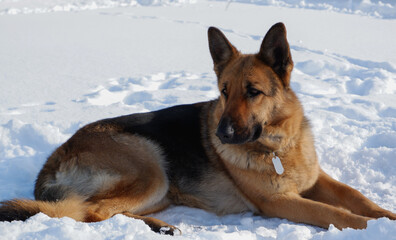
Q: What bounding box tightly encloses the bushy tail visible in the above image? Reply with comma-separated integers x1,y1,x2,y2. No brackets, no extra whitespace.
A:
0,196,89,222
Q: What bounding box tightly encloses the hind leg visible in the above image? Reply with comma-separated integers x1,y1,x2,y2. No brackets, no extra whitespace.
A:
80,133,178,234
84,181,178,234
35,132,177,234
123,212,180,235
85,187,178,235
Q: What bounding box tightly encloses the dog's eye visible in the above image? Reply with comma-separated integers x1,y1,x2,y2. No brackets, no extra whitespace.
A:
221,87,228,98
246,87,262,98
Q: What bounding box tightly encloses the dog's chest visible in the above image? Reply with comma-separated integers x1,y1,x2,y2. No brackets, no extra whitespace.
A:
221,153,320,199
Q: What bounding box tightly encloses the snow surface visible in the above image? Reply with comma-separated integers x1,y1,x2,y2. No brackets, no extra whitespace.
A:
1,0,396,239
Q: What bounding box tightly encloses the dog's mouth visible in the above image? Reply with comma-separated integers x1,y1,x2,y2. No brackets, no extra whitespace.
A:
216,120,262,145
250,124,263,142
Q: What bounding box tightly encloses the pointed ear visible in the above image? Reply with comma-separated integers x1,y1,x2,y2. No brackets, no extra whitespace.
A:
258,22,293,88
208,27,238,76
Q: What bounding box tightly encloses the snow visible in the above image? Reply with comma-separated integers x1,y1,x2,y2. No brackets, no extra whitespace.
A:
0,0,395,239
1,0,396,19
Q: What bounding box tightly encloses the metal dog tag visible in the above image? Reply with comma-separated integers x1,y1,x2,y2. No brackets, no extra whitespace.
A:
272,153,284,175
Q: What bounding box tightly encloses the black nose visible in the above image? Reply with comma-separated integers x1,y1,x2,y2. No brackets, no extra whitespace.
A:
216,117,235,143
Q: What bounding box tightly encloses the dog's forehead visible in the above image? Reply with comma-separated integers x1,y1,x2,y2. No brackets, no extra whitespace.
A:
220,55,275,86
249,58,278,84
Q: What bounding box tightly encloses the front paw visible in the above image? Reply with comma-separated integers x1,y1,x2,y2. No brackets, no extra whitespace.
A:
370,209,396,220
385,211,396,220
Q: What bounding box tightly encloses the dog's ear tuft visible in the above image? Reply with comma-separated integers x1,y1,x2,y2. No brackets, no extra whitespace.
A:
258,22,293,88
208,27,238,76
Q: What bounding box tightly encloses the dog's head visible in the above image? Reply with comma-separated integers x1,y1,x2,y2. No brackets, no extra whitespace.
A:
208,23,294,144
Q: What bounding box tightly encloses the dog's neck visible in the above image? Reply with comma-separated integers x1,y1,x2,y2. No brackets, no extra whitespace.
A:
207,98,305,172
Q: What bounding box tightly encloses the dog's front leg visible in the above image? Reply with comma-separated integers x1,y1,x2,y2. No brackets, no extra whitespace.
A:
302,169,396,220
258,192,371,230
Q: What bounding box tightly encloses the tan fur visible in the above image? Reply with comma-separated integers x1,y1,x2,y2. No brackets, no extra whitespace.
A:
7,196,88,221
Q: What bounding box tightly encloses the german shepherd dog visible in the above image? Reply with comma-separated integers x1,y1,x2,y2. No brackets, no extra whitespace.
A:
1,23,395,235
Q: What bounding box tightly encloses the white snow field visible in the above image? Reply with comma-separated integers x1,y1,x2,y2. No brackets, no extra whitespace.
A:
1,0,396,239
